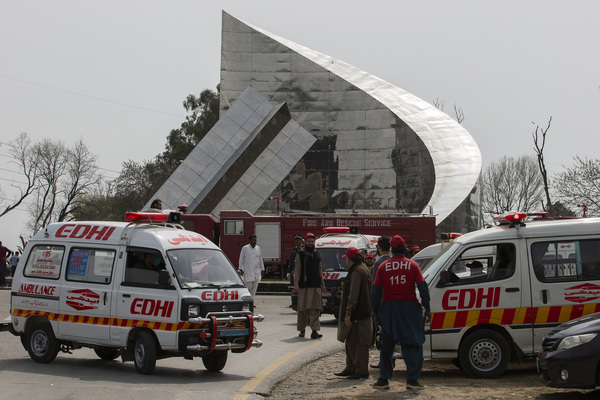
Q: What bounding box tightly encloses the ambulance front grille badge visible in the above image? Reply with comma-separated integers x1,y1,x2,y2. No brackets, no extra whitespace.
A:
222,305,228,312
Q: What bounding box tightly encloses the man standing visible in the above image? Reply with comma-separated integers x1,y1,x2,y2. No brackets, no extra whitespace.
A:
364,252,376,275
287,234,304,307
371,235,431,391
0,241,11,288
371,236,391,282
294,232,327,339
10,251,20,277
238,235,265,298
334,247,372,380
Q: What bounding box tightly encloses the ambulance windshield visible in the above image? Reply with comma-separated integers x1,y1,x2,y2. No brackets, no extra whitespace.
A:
422,242,460,285
167,249,245,289
319,248,348,271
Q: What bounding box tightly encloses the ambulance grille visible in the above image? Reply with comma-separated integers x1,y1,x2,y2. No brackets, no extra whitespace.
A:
203,303,244,314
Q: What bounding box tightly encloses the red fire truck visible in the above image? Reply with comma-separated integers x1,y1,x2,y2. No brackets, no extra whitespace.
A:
181,210,436,279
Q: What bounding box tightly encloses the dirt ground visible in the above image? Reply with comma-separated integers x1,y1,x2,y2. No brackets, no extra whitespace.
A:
269,349,600,400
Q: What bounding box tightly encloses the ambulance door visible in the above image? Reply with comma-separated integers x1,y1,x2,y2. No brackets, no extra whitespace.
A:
527,236,600,351
114,248,179,348
59,246,117,343
429,242,526,356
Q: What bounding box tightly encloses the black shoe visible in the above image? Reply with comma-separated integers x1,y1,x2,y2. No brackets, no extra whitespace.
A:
347,373,369,379
298,330,305,337
370,363,380,369
334,369,354,377
311,331,322,339
372,378,389,389
406,380,425,390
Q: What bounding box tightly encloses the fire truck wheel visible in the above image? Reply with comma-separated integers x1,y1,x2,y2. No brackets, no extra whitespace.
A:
202,351,228,371
27,322,60,363
133,331,157,374
459,329,510,379
94,347,120,361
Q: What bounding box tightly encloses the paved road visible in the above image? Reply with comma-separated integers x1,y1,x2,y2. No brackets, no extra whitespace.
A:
0,289,343,399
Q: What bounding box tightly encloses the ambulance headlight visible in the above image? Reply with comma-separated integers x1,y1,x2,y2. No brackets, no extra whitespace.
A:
557,333,597,350
242,296,253,312
188,304,200,318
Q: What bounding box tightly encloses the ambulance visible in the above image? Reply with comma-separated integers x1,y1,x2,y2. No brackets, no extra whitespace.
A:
5,211,264,374
420,212,600,378
316,227,379,318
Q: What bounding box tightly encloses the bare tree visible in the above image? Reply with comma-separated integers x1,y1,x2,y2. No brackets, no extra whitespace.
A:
554,156,600,217
532,117,553,215
0,133,40,218
481,155,545,221
432,98,465,124
29,137,101,232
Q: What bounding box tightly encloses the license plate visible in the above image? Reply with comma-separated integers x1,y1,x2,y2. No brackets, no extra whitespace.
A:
218,328,249,337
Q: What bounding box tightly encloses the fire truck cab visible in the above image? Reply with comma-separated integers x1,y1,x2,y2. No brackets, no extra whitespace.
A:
421,212,600,378
316,227,379,318
6,211,263,374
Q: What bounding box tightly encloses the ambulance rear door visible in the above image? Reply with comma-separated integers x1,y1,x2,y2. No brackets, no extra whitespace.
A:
527,235,600,352
429,241,529,356
58,245,118,343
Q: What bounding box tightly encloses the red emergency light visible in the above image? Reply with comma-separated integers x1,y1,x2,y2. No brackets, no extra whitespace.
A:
125,212,168,223
323,227,350,233
441,232,462,240
493,212,528,225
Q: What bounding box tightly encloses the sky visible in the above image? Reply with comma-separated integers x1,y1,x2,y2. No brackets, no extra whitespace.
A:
1,0,599,251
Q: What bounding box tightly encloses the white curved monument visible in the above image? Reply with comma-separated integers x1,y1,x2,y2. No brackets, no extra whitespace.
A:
220,12,481,225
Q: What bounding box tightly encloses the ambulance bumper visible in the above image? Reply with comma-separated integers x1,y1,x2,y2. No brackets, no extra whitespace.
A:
186,340,263,351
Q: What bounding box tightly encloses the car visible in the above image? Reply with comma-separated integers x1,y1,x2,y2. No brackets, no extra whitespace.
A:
538,312,600,389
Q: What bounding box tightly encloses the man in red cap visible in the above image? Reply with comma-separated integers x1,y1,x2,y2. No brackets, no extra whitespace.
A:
364,252,375,275
371,235,431,390
334,247,372,379
293,233,327,339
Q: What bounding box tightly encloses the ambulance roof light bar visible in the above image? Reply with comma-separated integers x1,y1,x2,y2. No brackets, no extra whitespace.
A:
323,227,350,233
493,212,529,227
125,212,169,223
440,232,462,241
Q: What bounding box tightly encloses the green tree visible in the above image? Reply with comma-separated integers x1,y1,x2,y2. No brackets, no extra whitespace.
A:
72,86,220,220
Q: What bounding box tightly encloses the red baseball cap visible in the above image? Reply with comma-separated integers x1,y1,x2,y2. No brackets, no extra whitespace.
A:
365,252,376,259
342,247,361,258
410,245,420,252
305,232,316,239
390,235,406,249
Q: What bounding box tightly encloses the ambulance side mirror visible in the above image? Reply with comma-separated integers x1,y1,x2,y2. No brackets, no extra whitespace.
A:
437,270,450,287
159,270,171,286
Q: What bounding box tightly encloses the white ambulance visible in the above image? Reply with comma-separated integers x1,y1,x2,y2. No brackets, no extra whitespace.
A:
420,212,600,378
316,227,379,318
6,211,263,374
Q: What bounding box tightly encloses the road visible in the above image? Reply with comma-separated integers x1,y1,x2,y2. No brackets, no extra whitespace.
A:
0,289,343,400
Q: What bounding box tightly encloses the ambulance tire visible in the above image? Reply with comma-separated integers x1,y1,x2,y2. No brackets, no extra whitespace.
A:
133,331,157,374
27,322,60,364
202,351,228,372
459,329,510,379
94,347,120,361
20,334,28,351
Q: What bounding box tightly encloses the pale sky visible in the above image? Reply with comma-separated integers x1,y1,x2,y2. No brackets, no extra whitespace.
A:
1,1,599,251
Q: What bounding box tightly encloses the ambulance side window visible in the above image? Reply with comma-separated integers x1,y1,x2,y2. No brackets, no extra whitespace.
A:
532,239,600,282
444,244,515,286
23,245,64,280
66,248,116,284
123,248,170,287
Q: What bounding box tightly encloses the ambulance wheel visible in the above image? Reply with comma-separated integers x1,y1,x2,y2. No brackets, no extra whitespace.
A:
133,331,157,374
459,329,510,378
202,351,228,372
94,347,120,361
27,322,60,363
20,334,28,351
